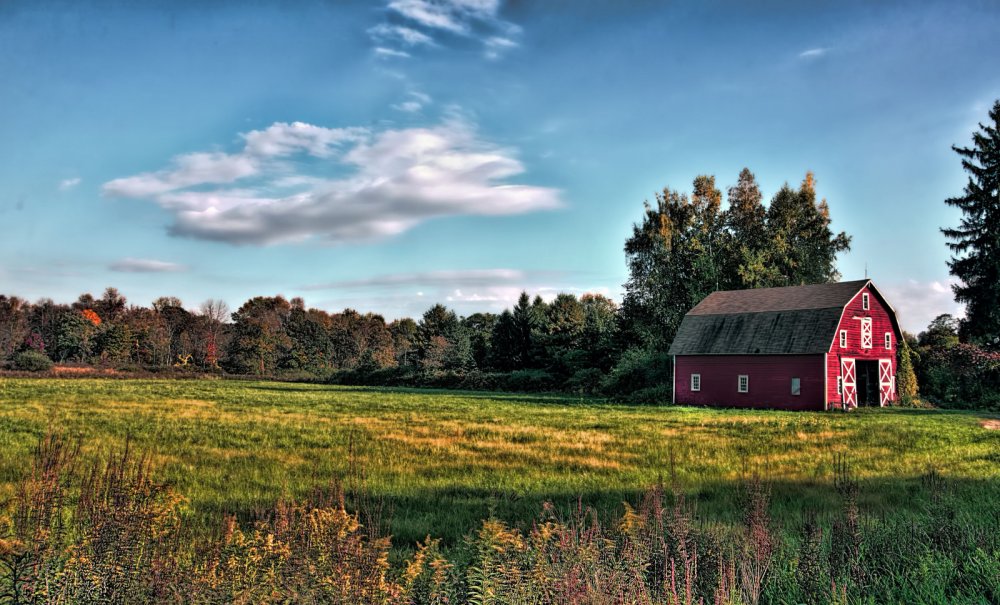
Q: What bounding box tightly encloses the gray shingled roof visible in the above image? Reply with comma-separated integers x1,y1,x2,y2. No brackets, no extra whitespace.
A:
667,280,872,356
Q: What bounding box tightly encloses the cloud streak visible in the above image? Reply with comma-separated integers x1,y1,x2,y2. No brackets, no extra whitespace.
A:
799,47,829,59
303,268,529,290
103,118,561,247
109,258,187,273
58,177,81,191
371,0,520,60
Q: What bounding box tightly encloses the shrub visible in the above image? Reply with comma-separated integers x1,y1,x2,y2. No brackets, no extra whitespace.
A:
601,346,673,398
503,369,555,392
564,367,605,394
12,350,54,372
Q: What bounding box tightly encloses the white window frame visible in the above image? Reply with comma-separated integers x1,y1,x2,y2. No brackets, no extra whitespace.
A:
839,330,847,348
861,318,872,349
738,374,749,393
862,293,870,310
791,377,801,396
884,332,892,350
690,373,701,392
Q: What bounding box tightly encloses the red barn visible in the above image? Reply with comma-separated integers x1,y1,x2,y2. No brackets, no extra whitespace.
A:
668,280,902,410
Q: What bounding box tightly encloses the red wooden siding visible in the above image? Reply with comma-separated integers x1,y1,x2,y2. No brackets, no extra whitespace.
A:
674,355,825,411
826,285,898,406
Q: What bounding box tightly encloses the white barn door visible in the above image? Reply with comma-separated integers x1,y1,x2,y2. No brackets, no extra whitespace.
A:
879,359,893,406
842,358,856,407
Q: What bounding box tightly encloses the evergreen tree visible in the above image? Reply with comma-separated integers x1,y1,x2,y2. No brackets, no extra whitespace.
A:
489,309,519,371
942,99,1000,347
510,292,537,368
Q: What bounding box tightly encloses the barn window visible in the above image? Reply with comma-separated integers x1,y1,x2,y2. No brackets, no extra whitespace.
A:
738,375,749,393
862,293,870,310
861,318,872,349
885,332,892,349
690,373,701,392
840,330,847,348
791,377,801,396
837,376,842,395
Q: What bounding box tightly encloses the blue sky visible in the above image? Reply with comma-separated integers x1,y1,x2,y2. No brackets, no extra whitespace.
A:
1,0,998,332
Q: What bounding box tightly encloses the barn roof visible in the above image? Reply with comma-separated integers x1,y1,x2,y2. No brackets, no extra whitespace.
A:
668,280,891,355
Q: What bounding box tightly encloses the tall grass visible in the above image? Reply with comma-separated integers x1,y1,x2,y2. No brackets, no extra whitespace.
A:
1,435,998,604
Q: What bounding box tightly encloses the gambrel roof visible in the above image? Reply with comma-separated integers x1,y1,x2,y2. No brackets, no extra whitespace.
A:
667,280,899,355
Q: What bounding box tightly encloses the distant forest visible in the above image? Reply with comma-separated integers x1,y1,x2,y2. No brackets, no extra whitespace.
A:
2,165,998,408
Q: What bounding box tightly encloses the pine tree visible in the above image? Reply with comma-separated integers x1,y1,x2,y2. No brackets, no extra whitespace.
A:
942,100,1000,347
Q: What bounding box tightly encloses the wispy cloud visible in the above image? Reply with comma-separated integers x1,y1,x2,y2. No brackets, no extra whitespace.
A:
102,117,561,247
368,23,436,47
484,35,517,60
371,0,520,60
303,268,528,290
392,91,432,112
374,46,412,59
109,258,187,273
798,47,829,59
58,177,81,191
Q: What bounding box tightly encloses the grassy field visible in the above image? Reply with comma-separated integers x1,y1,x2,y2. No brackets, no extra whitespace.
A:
1,377,998,549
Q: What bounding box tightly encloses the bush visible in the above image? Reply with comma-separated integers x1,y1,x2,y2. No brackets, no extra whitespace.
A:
503,369,555,392
12,350,54,372
601,346,673,398
565,367,605,395
625,384,673,405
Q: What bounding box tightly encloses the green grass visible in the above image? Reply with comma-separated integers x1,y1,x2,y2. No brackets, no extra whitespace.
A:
1,377,998,548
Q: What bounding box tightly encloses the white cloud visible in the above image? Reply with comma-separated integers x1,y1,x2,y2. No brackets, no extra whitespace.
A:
392,91,432,113
879,278,965,334
368,23,436,46
58,177,81,191
394,101,422,112
388,0,475,34
484,35,518,59
799,47,829,59
242,122,367,158
109,258,187,273
375,0,520,60
103,118,561,246
103,152,258,197
374,46,412,59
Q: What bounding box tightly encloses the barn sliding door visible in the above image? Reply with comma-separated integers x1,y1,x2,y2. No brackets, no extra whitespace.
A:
879,359,893,406
841,358,856,407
